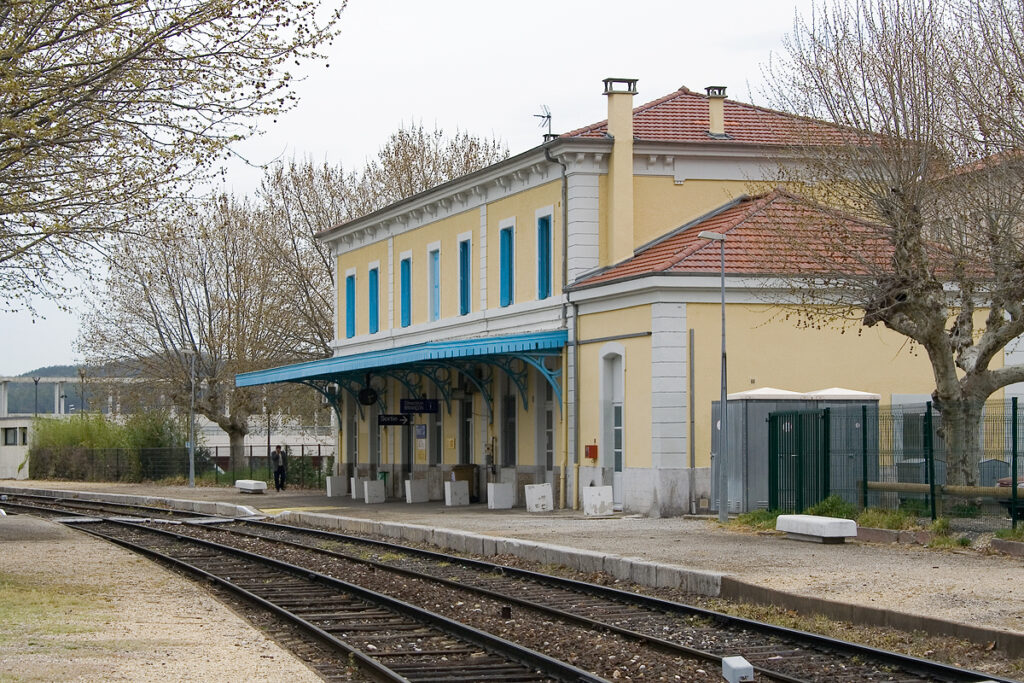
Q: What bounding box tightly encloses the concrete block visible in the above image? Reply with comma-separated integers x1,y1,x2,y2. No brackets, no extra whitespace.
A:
571,549,607,574
444,480,469,506
193,501,219,515
776,514,857,543
517,542,545,564
655,565,684,589
486,482,514,509
524,483,553,512
378,522,404,539
541,544,573,568
215,502,239,517
432,529,451,550
722,656,754,683
461,533,485,556
325,475,347,497
683,569,723,596
405,479,429,503
479,535,497,556
630,560,660,587
234,505,262,517
402,525,433,544
604,555,635,582
363,480,386,504
350,477,363,501
495,538,522,556
235,479,266,493
582,486,614,516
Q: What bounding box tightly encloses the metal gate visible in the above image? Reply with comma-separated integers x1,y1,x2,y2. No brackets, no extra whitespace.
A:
768,409,831,512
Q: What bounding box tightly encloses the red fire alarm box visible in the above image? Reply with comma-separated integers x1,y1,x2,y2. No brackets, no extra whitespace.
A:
584,444,598,460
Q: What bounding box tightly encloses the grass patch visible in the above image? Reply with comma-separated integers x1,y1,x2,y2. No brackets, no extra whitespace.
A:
928,534,972,549
733,509,783,530
856,507,920,530
805,495,857,519
0,572,103,649
930,517,951,536
995,527,1024,541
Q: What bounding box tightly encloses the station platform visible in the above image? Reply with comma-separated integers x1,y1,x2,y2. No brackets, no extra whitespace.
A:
3,479,1024,660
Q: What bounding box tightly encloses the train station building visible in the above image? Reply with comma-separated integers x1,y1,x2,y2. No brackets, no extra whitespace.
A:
237,78,1015,515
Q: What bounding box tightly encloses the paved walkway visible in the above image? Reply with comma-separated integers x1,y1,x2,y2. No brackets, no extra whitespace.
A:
3,480,1024,656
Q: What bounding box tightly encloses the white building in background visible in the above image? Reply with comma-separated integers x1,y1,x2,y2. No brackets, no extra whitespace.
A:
0,376,336,480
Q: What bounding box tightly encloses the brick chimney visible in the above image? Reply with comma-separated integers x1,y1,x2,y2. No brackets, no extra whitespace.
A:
604,77,638,265
706,86,727,138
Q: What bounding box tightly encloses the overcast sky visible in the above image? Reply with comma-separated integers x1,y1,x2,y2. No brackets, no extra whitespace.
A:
0,0,814,376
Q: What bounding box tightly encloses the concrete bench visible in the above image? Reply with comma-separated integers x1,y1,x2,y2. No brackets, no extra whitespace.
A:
776,514,857,544
234,479,267,494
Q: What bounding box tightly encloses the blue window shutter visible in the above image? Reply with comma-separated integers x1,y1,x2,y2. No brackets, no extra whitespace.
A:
345,274,355,338
429,250,440,321
500,227,513,307
368,268,379,334
537,216,551,300
459,240,470,315
400,258,411,327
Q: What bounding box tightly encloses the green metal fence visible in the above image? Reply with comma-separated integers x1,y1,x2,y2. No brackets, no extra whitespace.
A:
770,398,1022,526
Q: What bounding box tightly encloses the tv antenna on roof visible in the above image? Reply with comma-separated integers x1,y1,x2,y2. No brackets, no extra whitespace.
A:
534,105,552,137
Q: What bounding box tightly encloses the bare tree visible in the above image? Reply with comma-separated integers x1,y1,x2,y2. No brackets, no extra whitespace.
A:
79,196,295,470
0,0,343,310
766,0,1024,485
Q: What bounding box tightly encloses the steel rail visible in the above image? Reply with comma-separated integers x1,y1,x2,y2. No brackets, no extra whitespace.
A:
189,519,807,683
235,518,1017,683
66,518,606,683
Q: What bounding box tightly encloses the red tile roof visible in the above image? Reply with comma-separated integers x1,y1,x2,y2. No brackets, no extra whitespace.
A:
571,189,891,288
562,87,850,145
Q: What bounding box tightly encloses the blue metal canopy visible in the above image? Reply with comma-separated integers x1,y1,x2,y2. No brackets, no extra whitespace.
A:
236,330,567,422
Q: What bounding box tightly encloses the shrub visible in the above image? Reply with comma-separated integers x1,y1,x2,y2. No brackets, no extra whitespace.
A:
804,495,857,519
857,507,920,530
734,509,783,530
995,527,1024,542
950,503,980,518
931,517,951,536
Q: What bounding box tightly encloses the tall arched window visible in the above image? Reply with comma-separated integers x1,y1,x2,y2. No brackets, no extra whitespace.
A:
599,343,625,474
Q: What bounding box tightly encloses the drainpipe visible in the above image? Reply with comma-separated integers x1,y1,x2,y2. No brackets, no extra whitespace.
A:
545,143,571,510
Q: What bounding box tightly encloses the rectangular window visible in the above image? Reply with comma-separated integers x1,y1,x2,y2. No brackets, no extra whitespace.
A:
3,428,16,446
345,274,356,338
499,226,514,307
368,267,379,334
428,248,440,321
458,239,471,315
400,257,411,327
537,215,552,300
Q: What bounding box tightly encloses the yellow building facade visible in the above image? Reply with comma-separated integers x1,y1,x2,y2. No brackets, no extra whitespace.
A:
238,77,1017,515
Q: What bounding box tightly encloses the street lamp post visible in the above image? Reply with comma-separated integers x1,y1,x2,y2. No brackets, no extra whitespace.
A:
32,377,40,417
182,350,196,488
699,230,729,523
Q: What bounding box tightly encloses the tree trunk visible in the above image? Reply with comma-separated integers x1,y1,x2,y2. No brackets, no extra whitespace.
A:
228,430,247,476
937,399,984,487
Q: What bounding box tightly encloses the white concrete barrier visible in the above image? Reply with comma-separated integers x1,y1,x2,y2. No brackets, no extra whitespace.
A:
487,482,514,509
325,475,347,497
363,480,386,504
524,483,553,512
582,486,614,516
444,480,469,506
405,479,428,503
776,514,857,543
350,477,363,501
234,479,266,494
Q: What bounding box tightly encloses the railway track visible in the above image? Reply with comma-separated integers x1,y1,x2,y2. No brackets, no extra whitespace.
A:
67,517,603,683
3,493,1018,683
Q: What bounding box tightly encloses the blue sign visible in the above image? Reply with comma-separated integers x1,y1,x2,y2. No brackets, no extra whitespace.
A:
378,414,412,426
401,398,439,414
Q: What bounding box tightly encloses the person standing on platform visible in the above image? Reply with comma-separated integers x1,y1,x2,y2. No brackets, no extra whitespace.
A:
271,445,287,491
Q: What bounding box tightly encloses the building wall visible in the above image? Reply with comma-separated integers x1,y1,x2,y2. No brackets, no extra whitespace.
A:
576,304,653,470
686,301,970,469
632,176,753,248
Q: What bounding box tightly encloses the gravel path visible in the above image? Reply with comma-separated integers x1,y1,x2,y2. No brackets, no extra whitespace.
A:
0,515,321,682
